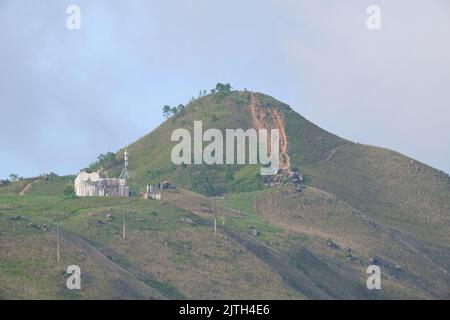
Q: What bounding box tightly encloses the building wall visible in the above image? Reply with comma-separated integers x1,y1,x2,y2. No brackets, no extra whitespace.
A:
74,175,129,197
75,180,98,197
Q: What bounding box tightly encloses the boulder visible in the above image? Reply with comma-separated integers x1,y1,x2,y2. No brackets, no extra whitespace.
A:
325,238,339,249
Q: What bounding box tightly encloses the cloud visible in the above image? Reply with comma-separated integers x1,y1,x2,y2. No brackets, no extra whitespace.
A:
0,0,449,179
271,0,450,173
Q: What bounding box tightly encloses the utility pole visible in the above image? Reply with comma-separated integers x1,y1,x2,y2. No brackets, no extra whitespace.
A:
222,196,226,227
222,196,227,239
214,199,217,235
56,223,60,263
123,216,126,240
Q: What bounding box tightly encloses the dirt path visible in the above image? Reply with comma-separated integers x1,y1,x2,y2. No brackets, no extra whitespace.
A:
19,178,38,195
316,146,339,165
248,94,290,170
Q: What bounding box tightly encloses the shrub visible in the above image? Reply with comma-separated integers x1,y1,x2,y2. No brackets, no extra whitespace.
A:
63,185,76,197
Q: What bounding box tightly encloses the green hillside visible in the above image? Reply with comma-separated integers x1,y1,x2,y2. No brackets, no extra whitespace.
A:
103,90,351,196
0,89,449,299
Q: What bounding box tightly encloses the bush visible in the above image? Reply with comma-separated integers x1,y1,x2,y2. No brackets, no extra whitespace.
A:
63,185,76,197
89,152,117,172
215,83,232,94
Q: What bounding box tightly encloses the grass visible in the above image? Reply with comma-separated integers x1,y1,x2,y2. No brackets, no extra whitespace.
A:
0,193,302,299
27,175,75,197
302,143,450,246
217,190,283,241
1,90,449,299
144,276,185,299
103,91,270,196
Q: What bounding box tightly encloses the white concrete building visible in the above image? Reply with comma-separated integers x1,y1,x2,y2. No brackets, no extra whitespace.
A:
74,172,129,197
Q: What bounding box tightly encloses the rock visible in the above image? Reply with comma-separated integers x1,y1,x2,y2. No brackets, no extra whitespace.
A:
394,264,402,270
346,247,353,260
369,257,378,264
106,213,113,221
179,217,195,225
325,238,339,249
251,229,260,237
158,180,174,190
28,222,47,231
201,207,213,214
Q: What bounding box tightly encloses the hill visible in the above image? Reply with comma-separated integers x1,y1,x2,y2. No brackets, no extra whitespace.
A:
0,88,449,299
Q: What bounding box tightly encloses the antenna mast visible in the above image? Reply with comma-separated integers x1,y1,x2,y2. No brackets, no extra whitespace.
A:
119,148,129,180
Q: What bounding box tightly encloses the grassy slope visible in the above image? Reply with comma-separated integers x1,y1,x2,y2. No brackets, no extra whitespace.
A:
112,92,262,196
1,90,449,299
223,187,450,299
278,97,449,246
301,144,450,246
2,185,448,299
0,193,302,299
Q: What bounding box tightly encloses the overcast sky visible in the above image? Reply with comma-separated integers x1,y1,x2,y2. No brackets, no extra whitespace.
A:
0,0,449,179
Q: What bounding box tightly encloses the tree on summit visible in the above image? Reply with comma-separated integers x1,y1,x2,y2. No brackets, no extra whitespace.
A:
9,173,21,181
215,83,232,94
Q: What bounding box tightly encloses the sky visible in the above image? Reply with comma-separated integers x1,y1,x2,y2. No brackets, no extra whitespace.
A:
0,0,449,179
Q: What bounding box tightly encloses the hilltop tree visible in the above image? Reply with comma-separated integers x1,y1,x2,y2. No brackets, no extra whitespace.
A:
215,83,232,94
171,106,179,115
162,105,172,118
9,173,20,182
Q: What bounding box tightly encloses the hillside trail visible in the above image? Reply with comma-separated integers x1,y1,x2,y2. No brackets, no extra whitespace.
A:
316,146,339,165
248,93,290,170
19,178,38,195
59,228,167,299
